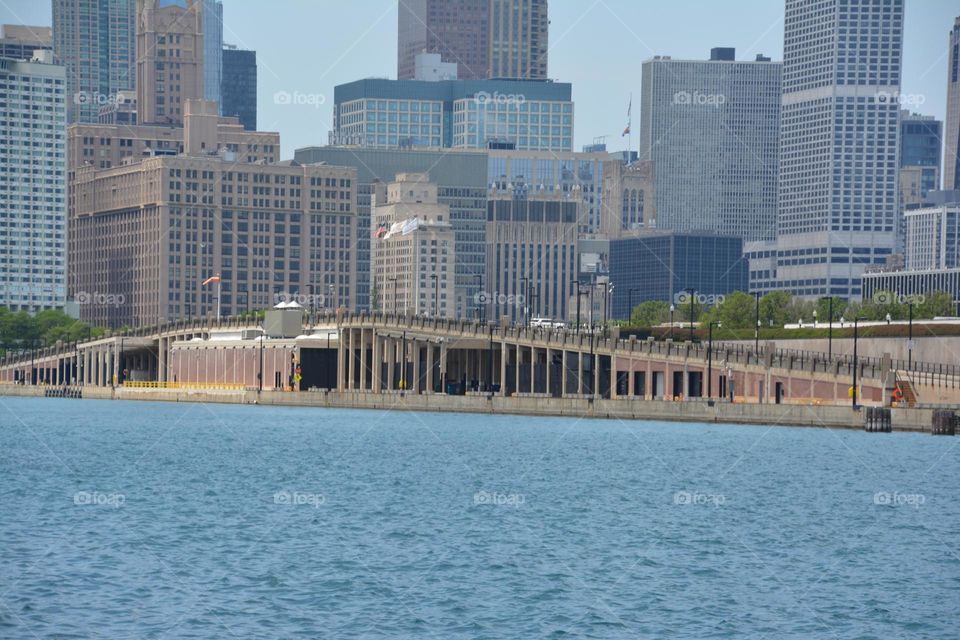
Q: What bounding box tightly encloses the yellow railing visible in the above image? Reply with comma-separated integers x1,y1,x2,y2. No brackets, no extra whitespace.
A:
123,381,249,391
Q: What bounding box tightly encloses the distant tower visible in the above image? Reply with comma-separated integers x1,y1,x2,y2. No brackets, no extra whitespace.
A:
775,0,904,299
221,45,257,130
945,16,960,190
53,0,136,123
136,0,204,125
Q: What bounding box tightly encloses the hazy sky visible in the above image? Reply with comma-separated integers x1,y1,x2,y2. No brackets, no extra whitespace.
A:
2,0,957,159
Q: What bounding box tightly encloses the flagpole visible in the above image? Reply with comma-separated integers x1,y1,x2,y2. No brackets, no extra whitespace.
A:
216,274,221,320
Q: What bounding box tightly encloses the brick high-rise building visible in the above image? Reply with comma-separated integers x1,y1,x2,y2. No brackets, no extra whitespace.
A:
71,150,357,327
136,0,204,125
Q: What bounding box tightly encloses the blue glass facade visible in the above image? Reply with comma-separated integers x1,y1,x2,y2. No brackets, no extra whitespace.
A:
608,234,748,319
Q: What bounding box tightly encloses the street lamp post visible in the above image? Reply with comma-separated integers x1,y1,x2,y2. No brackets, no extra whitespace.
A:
571,280,582,334
907,301,914,369
852,317,860,408
474,274,483,322
669,304,675,341
258,326,264,392
827,296,834,360
754,291,761,353
520,276,529,327
685,288,696,342
708,321,721,398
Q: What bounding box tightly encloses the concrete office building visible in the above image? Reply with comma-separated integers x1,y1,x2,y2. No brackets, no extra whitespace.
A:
607,232,748,320
221,45,257,130
0,25,52,60
53,0,136,123
484,191,580,324
293,146,488,316
945,17,960,191
136,0,204,126
904,203,960,270
70,123,357,327
202,0,222,109
0,53,67,312
371,174,456,318
397,0,547,81
331,78,572,151
639,48,781,241
900,111,942,206
862,269,960,314
771,0,904,299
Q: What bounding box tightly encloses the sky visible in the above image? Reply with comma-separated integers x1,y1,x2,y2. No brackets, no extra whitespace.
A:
1,0,957,159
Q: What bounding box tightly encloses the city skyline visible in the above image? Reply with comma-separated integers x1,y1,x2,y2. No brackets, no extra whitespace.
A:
2,0,956,159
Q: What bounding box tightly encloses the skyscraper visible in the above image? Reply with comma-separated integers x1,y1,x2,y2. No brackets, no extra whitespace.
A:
398,0,489,80
774,0,904,298
639,49,781,241
53,0,136,123
899,111,942,209
136,0,204,125
221,45,257,130
202,0,223,110
945,16,960,191
0,53,67,311
397,0,547,81
488,0,548,80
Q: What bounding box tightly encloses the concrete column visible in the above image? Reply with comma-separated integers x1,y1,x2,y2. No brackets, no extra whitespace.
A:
561,350,568,396
593,353,600,398
514,345,521,394
545,347,551,396
439,341,448,393
628,367,635,398
337,329,345,391
530,347,537,394
612,356,618,399
372,332,381,392
358,328,366,390
346,329,354,391
158,338,167,383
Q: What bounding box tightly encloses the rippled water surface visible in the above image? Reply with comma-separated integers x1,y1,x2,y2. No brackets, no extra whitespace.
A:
1,397,958,638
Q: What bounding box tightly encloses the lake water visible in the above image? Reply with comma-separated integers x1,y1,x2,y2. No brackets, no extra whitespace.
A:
0,397,957,638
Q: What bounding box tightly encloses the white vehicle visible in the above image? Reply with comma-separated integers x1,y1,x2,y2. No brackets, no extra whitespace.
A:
530,317,565,329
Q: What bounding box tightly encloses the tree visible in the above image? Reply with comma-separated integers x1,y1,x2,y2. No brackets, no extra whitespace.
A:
759,291,791,327
917,290,954,319
707,291,756,330
814,296,845,323
630,300,670,326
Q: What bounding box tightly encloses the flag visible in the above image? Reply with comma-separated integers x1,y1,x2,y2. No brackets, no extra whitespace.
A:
622,125,630,136
622,95,632,136
202,275,221,286
373,224,387,239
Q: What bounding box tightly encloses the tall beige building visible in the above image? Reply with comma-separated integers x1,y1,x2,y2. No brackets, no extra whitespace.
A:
484,192,580,324
488,0,548,80
371,174,456,318
136,0,205,125
946,16,960,191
